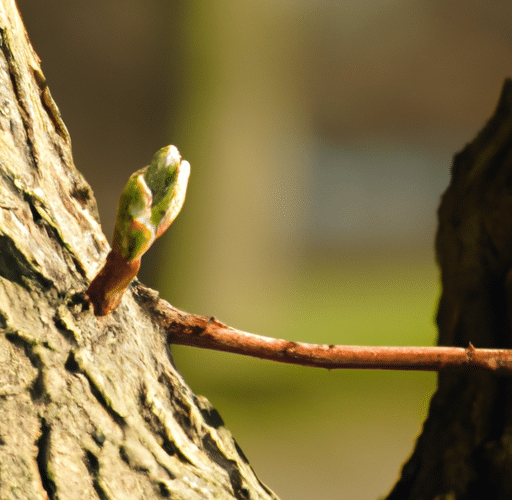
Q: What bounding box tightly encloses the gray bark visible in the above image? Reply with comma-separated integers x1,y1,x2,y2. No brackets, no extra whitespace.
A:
0,1,277,499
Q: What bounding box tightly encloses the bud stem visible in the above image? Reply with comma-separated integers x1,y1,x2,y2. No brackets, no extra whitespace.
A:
86,250,141,316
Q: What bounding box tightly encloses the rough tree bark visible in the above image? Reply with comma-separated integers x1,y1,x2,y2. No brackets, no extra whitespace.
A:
0,2,277,499
387,79,512,499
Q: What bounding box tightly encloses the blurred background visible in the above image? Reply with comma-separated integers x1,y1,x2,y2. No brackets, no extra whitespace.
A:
17,1,512,498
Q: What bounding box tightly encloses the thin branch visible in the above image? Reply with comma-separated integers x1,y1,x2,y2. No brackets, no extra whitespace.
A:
134,284,512,373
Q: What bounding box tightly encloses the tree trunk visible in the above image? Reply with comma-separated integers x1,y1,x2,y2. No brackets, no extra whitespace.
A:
387,79,512,499
0,1,277,499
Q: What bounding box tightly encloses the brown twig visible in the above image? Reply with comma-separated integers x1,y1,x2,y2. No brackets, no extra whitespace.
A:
134,284,512,373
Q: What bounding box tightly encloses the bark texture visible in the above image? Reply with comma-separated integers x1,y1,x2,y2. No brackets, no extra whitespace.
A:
387,79,512,499
0,1,277,499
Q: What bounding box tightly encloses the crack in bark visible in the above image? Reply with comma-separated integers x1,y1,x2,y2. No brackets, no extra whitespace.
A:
22,191,89,281
202,434,250,500
0,233,53,290
36,418,56,500
79,365,127,427
5,330,48,401
84,449,112,500
193,395,225,430
137,386,191,468
0,27,39,171
31,67,70,142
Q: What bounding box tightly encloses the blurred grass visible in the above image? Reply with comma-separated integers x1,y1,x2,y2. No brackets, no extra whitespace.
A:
170,248,440,499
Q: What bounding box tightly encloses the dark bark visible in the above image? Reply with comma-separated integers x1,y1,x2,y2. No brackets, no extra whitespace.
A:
387,79,512,499
0,1,277,499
